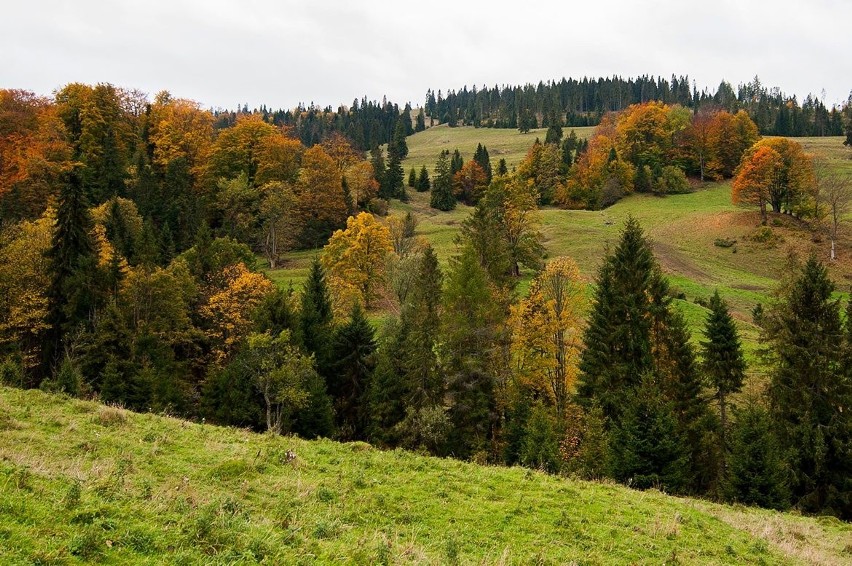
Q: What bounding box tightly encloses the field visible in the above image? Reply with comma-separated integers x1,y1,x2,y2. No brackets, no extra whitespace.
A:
2,386,850,564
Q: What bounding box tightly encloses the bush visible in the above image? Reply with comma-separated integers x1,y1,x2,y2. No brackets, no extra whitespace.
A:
0,357,24,388
714,237,737,248
655,166,691,194
366,198,389,216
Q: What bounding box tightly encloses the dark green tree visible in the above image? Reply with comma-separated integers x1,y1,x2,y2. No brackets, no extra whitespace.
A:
415,108,426,132
545,123,563,145
723,398,791,510
408,167,417,188
473,143,492,183
450,149,464,176
609,372,689,491
766,257,852,518
44,168,95,375
701,291,746,473
416,165,430,192
329,304,376,440
298,258,334,377
430,150,456,211
496,158,508,176
369,146,387,199
441,246,500,458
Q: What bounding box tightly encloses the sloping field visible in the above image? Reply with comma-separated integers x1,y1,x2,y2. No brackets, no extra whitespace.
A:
1,387,849,564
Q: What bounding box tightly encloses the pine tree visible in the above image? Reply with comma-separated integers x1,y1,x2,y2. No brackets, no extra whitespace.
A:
473,143,492,183
370,147,388,199
415,108,426,132
767,257,852,518
724,399,790,510
450,149,464,176
408,167,417,188
385,143,405,201
701,291,746,474
329,304,376,440
430,150,456,211
496,158,508,177
44,168,95,375
416,165,430,192
577,217,707,493
298,258,334,376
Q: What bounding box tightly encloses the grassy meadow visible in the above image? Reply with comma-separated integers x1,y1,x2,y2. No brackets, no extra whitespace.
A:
2,386,850,565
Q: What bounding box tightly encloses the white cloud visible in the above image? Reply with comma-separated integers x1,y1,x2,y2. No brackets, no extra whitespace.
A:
1,0,849,109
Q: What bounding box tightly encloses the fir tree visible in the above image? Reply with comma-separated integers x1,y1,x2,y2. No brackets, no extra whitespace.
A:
44,168,95,375
724,399,790,510
386,143,406,201
370,147,388,199
701,291,746,474
408,167,417,188
329,304,377,440
496,158,508,177
416,165,430,192
473,143,492,183
450,149,464,176
766,257,852,518
298,258,334,376
415,108,426,132
430,150,456,211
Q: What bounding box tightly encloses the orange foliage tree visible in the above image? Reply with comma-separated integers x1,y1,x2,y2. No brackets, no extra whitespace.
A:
294,145,347,247
452,160,488,205
732,145,782,223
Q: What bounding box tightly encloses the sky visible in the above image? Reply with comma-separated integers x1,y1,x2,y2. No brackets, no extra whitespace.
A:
2,0,850,111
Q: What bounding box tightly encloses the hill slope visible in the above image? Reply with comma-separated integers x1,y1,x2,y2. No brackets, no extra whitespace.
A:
1,387,849,564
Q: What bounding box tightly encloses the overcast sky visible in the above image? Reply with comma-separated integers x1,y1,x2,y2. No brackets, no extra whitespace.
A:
2,0,850,111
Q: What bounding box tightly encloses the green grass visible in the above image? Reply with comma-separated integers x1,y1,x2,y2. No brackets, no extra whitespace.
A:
399,124,596,174
2,386,849,564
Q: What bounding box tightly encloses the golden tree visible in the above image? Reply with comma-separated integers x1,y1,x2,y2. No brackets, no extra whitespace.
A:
510,256,585,418
321,211,394,314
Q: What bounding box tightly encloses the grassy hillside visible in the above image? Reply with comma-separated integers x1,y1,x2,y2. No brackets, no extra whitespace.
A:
1,386,849,564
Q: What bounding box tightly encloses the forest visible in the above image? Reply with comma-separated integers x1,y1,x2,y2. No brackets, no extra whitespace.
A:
1,79,851,523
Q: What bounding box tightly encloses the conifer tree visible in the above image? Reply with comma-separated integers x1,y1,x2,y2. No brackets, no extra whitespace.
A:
473,143,492,183
724,399,790,510
44,168,95,374
329,304,376,439
496,158,508,177
441,246,500,458
430,150,456,211
450,149,464,176
766,257,852,518
408,167,417,188
415,108,426,132
298,258,334,376
416,165,430,192
577,217,707,493
701,291,746,470
369,147,387,199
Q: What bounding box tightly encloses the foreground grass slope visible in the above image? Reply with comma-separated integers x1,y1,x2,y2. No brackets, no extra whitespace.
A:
1,387,850,564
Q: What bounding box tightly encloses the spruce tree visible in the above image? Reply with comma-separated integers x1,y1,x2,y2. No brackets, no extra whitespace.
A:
415,108,426,132
450,149,464,176
416,165,430,192
44,168,95,375
408,167,417,188
473,143,492,183
430,151,456,211
298,258,334,376
767,257,852,518
369,147,387,199
577,217,707,494
496,158,508,177
724,399,790,510
701,290,746,475
329,304,377,440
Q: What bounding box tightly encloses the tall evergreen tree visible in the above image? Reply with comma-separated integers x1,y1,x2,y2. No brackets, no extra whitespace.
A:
369,146,388,199
298,258,334,376
329,304,376,440
766,257,852,518
415,108,426,132
701,290,746,480
473,143,492,183
430,150,456,211
43,168,95,375
724,398,791,510
416,165,430,192
450,149,464,176
408,167,417,188
577,217,707,493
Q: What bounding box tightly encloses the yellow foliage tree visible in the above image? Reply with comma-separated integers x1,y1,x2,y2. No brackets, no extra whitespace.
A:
0,210,53,368
200,262,274,362
510,256,585,418
148,93,213,183
321,211,394,314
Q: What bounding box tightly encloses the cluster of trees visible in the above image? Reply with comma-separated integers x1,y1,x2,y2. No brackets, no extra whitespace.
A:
425,75,850,137
214,97,417,151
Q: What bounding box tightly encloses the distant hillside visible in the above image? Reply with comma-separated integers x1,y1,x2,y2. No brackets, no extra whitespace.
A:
1,386,849,564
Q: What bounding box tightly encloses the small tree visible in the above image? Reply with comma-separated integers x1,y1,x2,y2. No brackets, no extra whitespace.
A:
416,165,430,192
245,330,314,435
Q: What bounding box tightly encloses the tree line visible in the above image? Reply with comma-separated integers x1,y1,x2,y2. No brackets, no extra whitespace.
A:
424,75,851,137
